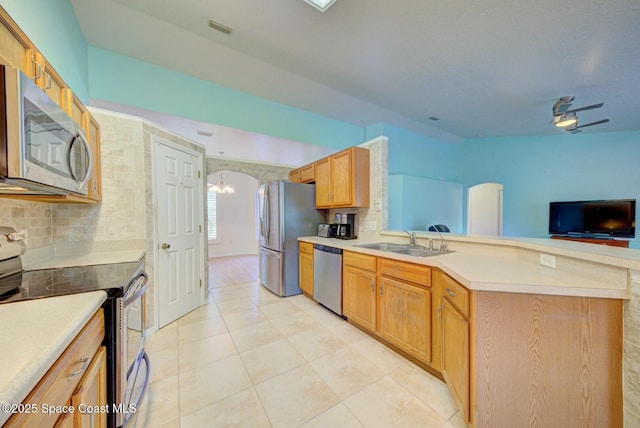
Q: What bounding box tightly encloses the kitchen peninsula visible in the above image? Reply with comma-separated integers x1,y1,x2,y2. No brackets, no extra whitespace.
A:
299,232,639,428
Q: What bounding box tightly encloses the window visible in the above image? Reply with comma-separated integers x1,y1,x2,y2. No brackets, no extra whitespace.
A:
207,191,217,241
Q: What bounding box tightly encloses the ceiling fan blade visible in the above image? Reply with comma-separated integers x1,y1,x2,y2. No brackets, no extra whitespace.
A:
567,119,610,134
576,118,610,128
565,103,604,114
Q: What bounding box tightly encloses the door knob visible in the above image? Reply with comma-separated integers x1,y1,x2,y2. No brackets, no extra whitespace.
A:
161,243,171,250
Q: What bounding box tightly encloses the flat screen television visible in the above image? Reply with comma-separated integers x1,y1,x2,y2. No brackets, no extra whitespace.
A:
549,199,636,238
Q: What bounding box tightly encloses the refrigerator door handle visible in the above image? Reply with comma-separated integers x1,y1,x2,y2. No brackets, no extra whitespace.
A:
265,185,270,246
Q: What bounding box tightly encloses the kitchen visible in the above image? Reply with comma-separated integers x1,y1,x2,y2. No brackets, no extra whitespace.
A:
1,0,640,427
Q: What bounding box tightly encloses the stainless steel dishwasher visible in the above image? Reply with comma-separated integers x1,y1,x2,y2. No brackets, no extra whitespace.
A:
313,244,343,316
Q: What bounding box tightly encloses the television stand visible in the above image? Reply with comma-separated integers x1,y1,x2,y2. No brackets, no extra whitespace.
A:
550,235,629,248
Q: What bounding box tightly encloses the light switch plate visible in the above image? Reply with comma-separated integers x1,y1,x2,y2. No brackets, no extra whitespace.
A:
375,200,382,211
369,221,377,231
540,253,556,268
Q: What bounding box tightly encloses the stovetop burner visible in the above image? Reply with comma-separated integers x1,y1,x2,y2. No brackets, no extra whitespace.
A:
0,261,143,303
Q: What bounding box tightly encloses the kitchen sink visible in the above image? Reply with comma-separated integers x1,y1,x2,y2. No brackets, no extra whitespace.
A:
390,248,454,257
354,242,453,257
354,242,413,251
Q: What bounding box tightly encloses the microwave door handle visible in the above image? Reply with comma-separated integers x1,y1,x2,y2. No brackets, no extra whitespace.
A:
76,131,93,188
67,132,93,188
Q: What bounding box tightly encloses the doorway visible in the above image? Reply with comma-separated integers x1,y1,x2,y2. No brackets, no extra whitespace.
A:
207,171,259,288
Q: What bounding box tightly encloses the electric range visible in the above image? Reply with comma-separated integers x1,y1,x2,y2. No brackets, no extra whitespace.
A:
0,228,148,427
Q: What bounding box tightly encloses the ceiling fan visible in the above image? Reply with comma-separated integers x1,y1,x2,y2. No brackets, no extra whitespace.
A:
551,96,609,133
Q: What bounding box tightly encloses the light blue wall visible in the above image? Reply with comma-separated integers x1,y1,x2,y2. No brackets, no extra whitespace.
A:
88,47,364,149
454,132,640,248
389,175,462,232
369,123,458,229
384,124,456,179
0,0,89,102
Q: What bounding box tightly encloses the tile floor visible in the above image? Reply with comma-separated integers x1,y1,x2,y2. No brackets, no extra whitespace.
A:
134,280,467,428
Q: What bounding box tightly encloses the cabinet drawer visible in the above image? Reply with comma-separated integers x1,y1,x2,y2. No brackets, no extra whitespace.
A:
441,274,469,317
6,309,105,427
299,241,314,255
380,258,431,287
344,251,377,272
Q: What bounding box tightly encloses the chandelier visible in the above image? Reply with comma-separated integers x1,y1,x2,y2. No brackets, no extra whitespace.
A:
208,152,235,194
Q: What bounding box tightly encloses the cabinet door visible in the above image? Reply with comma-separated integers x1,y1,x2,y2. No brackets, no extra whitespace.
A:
300,164,315,183
343,265,376,331
0,8,38,79
315,157,331,208
330,149,352,206
299,251,314,296
378,277,431,363
431,271,445,371
87,115,102,201
289,169,301,183
71,346,107,428
66,89,88,132
442,298,470,423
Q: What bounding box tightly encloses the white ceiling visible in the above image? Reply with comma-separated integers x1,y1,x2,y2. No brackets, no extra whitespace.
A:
72,0,640,150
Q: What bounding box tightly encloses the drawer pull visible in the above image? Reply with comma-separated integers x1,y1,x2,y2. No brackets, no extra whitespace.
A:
379,281,383,296
68,356,90,381
445,288,457,298
370,279,374,293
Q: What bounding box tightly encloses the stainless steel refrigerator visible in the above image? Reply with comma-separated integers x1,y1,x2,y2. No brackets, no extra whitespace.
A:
258,180,324,296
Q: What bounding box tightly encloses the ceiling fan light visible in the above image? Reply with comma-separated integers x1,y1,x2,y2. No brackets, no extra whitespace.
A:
304,0,337,12
554,112,578,127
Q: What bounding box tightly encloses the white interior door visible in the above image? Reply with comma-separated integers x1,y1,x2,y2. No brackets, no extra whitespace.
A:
155,140,204,327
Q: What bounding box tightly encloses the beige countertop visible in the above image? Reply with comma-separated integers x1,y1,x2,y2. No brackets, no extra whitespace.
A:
300,232,635,299
0,291,107,425
22,249,145,270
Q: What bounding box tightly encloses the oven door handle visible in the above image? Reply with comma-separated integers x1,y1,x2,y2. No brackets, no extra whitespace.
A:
123,271,148,306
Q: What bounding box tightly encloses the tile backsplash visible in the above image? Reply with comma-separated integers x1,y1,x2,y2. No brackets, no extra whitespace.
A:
0,200,52,248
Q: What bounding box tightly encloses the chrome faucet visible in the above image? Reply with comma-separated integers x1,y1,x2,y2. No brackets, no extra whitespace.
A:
404,230,417,246
427,225,448,253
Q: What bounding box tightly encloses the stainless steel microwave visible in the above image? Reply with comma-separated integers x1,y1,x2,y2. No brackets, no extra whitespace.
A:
0,65,92,195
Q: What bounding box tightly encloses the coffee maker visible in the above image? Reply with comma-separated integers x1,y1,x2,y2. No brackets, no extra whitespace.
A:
334,213,357,239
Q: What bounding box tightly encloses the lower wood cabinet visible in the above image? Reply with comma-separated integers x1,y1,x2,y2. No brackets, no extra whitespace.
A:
340,250,624,428
5,309,106,428
343,264,377,331
342,251,432,364
70,346,107,428
441,297,470,422
298,242,314,297
377,276,431,362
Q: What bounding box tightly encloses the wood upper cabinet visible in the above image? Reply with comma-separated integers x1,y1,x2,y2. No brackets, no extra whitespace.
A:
289,169,301,183
299,242,314,297
0,7,38,80
314,157,332,207
314,147,369,208
378,259,431,363
299,163,315,183
86,115,102,202
0,5,102,204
